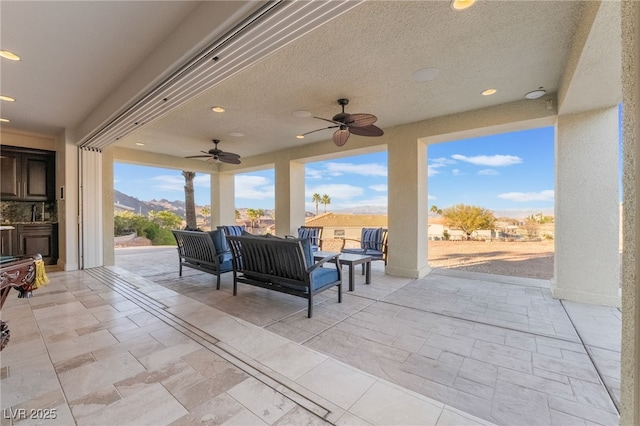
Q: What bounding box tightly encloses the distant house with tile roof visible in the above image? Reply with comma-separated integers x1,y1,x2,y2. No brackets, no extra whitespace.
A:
302,212,387,241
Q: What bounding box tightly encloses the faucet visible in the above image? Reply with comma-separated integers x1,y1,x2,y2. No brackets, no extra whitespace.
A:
31,204,37,222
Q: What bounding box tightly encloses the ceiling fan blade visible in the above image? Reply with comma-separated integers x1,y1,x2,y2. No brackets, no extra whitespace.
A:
219,157,241,164
185,154,212,159
217,152,241,160
348,124,384,137
333,129,350,147
313,116,342,126
301,125,340,137
344,113,377,128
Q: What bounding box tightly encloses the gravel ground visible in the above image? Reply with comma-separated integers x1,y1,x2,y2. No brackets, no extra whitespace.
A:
427,240,555,280
116,236,555,280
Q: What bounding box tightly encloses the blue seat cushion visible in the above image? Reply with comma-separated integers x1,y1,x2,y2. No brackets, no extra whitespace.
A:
277,267,339,293
341,247,366,256
310,267,339,289
219,258,233,272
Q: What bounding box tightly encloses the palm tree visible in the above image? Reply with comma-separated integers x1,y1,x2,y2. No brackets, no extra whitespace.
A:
182,171,197,229
321,194,331,213
430,205,442,215
312,193,321,216
256,208,265,227
246,208,259,228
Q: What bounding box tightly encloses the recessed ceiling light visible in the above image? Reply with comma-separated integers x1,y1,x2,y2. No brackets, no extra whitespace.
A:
292,110,311,118
481,88,497,96
211,106,225,113
412,67,440,82
450,0,476,10
0,118,10,123
229,132,244,137
135,142,145,146
0,50,20,61
525,89,546,99
296,135,305,139
0,95,16,102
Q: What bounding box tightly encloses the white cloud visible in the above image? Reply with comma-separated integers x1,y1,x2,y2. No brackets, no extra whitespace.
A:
452,169,462,176
497,189,554,202
193,174,211,187
324,162,387,177
428,157,456,176
306,184,364,200
478,169,499,175
451,154,522,167
305,167,323,180
151,175,184,192
428,195,436,200
235,175,275,200
369,184,388,192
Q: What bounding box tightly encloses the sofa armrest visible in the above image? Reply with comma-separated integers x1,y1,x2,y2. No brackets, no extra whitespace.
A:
307,252,340,273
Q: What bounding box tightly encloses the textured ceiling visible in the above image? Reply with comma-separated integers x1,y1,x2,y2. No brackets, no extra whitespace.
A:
1,1,621,163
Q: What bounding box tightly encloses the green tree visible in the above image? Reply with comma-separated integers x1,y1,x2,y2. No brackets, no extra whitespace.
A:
182,171,197,229
442,204,496,240
256,208,265,227
246,208,260,228
321,194,331,213
149,210,183,229
430,205,442,215
113,211,177,246
312,193,321,216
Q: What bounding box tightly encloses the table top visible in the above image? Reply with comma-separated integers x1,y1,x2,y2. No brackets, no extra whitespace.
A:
314,251,373,262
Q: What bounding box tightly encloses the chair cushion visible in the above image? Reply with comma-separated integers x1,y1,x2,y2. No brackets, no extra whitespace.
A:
341,247,366,256
278,267,339,293
218,225,244,236
363,249,384,259
299,238,314,268
362,228,382,250
208,230,228,253
208,230,233,264
219,258,233,272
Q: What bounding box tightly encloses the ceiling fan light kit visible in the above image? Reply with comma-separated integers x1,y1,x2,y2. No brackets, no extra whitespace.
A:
301,98,383,147
185,139,241,164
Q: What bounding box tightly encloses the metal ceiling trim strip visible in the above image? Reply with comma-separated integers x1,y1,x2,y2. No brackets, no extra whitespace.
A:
79,0,363,150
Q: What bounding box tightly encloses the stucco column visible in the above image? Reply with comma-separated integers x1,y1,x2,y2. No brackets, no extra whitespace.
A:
274,159,305,237
211,171,235,227
59,133,79,271
386,136,429,278
621,1,639,423
553,107,620,306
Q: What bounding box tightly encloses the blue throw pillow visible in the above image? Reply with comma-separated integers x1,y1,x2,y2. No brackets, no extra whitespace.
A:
362,228,382,250
298,238,314,268
208,230,228,254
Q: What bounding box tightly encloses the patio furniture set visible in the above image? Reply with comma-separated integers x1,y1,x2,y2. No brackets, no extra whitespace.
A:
171,226,387,317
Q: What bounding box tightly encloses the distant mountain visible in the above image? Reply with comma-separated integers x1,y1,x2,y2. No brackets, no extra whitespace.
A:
114,190,185,217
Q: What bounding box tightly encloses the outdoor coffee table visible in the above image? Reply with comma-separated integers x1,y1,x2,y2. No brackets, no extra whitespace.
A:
314,251,372,292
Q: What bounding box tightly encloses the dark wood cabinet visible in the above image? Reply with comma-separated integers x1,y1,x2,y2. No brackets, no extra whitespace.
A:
0,228,15,256
16,224,58,265
0,148,55,201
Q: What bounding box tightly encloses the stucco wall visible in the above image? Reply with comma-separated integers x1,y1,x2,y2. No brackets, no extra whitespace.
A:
553,107,621,306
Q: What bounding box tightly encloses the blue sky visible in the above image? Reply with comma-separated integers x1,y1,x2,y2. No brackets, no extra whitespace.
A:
114,126,555,214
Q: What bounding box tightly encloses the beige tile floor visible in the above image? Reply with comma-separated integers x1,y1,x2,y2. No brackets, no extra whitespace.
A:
1,246,621,425
1,259,491,426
